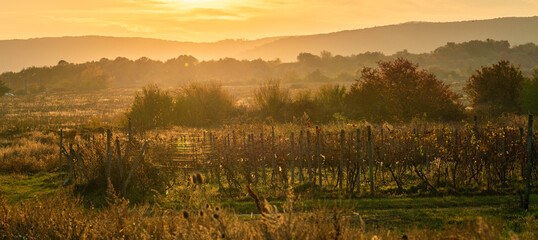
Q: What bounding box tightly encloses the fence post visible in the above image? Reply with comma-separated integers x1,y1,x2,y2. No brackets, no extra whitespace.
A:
307,130,312,183
67,143,74,185
116,137,123,181
59,128,63,176
524,114,534,210
299,130,304,183
233,130,238,176
251,134,258,184
290,132,295,184
519,127,525,179
128,117,132,142
355,129,361,194
380,127,385,184
122,142,148,197
316,126,323,188
272,126,276,182
367,126,374,195
106,129,112,183
261,132,266,184
339,129,345,191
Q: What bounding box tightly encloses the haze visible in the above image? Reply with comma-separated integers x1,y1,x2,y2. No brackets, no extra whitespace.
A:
2,0,538,42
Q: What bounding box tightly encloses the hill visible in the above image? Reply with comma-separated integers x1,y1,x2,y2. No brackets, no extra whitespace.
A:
237,16,538,61
0,16,537,73
0,36,283,73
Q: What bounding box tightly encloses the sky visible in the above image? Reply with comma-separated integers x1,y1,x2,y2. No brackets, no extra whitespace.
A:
2,0,538,42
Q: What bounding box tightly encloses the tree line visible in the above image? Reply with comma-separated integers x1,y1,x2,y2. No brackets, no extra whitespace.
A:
1,39,538,94
127,58,538,128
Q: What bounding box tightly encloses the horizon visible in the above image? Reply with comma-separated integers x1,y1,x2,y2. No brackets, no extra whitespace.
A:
2,0,538,42
1,15,536,43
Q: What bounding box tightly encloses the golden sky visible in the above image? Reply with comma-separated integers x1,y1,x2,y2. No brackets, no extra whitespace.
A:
2,0,537,42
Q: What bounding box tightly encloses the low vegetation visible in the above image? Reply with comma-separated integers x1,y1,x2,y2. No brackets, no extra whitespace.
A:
0,55,537,238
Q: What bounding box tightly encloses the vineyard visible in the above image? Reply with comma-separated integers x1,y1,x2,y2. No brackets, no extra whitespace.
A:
1,90,537,239
51,116,537,202
181,121,537,196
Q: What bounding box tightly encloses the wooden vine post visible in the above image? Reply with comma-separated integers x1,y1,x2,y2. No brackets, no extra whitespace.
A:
116,137,124,181
261,132,266,184
316,126,323,188
355,129,361,194
106,129,112,183
290,132,295,184
271,127,276,182
306,130,312,183
367,126,374,195
524,114,534,210
339,129,345,191
59,128,63,176
298,130,304,183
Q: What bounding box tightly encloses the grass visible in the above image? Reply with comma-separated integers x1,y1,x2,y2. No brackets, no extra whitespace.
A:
0,172,59,204
0,171,536,238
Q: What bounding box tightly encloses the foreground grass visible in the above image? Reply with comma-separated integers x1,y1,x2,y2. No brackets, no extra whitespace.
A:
0,172,536,239
0,172,58,204
0,190,535,239
221,194,537,231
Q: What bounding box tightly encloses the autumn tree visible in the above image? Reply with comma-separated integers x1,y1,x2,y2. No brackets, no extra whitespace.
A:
464,60,525,114
347,58,463,121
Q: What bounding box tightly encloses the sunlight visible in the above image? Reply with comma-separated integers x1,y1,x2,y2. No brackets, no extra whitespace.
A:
163,0,229,8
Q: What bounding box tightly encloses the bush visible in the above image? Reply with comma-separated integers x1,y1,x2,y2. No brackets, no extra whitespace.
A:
0,80,10,96
253,80,292,122
127,84,174,130
313,84,347,122
173,82,235,127
289,89,316,120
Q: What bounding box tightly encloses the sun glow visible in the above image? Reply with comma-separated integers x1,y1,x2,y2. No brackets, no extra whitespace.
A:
163,0,229,8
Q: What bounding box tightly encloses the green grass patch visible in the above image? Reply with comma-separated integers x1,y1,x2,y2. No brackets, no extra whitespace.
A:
218,194,538,231
0,172,59,204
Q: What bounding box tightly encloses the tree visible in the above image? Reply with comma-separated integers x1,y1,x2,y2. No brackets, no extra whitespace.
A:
0,80,10,96
347,58,463,121
464,60,525,114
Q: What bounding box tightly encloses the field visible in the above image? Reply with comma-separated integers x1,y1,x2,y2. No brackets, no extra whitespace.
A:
0,88,537,239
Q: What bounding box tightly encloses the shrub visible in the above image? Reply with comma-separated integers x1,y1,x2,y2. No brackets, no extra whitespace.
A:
0,80,10,96
253,80,292,122
313,84,347,122
173,82,235,127
290,89,316,120
127,84,174,130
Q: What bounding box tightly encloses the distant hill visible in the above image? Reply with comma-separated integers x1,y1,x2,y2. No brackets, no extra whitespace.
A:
236,16,538,61
0,36,284,73
1,16,537,73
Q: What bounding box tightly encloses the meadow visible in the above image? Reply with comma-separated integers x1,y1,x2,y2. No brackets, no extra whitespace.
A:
0,88,537,239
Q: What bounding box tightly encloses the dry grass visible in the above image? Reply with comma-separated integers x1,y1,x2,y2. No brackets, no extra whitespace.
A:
1,187,532,240
0,131,57,173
